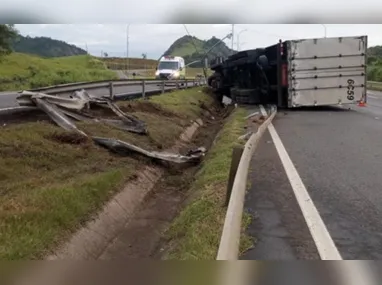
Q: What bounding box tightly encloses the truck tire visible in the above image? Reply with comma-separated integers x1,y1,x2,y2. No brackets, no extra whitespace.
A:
230,88,260,104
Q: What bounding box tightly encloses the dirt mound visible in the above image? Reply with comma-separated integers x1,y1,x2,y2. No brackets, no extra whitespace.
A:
47,131,90,145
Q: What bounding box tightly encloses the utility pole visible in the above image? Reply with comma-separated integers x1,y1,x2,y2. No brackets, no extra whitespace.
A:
126,24,130,75
231,24,235,54
237,29,247,52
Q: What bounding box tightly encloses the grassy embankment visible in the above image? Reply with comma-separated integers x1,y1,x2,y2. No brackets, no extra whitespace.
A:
0,53,118,91
0,87,215,260
99,57,213,79
164,107,254,260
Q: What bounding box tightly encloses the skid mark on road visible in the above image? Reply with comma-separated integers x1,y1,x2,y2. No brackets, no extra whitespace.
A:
260,106,342,260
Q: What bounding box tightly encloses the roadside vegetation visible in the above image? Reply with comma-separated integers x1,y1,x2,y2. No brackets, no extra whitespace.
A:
164,107,253,260
0,87,214,260
0,53,118,91
367,46,382,82
0,25,117,91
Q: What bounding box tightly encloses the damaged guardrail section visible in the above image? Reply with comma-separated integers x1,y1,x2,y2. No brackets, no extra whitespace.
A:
216,105,277,260
10,89,207,164
0,78,208,165
26,77,206,97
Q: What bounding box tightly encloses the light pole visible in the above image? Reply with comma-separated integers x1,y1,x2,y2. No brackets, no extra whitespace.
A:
126,24,130,75
237,29,247,51
200,32,232,81
321,24,327,38
231,24,235,54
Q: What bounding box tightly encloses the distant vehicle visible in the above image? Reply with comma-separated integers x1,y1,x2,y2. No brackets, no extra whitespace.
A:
208,35,368,108
155,56,186,80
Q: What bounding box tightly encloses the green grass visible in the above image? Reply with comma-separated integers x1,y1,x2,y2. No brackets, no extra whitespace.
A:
0,53,118,91
148,87,214,119
100,57,158,70
367,64,382,82
0,87,214,260
164,107,252,260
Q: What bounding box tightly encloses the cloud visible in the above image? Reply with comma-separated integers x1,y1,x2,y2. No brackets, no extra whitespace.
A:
13,24,382,59
2,0,382,23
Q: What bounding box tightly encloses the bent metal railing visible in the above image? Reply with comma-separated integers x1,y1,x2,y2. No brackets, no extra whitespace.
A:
0,78,207,116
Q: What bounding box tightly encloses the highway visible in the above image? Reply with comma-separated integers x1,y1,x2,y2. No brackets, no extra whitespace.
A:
2,81,381,263
0,83,177,108
243,90,382,261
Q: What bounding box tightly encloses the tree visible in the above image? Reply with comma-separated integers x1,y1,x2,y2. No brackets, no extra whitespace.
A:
141,53,147,59
0,24,17,57
103,52,108,57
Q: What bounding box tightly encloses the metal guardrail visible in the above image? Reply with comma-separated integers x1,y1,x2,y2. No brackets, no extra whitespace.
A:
367,81,382,89
0,78,207,116
27,78,205,94
216,106,277,261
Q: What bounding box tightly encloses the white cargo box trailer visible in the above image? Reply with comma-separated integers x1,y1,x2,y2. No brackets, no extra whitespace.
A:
285,35,367,108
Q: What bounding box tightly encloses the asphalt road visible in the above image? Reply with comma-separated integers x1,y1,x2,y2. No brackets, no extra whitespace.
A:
0,83,176,108
243,90,382,262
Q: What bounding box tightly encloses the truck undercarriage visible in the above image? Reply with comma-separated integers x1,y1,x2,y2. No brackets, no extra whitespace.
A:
208,46,280,106
208,36,367,109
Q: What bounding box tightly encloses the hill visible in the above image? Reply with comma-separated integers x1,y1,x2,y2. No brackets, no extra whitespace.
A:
11,34,87,58
0,53,117,91
163,35,234,67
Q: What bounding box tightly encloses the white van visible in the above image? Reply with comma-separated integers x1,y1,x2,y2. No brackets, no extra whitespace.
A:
155,56,186,80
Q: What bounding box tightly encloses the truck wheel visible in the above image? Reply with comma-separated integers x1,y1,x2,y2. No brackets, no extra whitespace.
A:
230,88,260,104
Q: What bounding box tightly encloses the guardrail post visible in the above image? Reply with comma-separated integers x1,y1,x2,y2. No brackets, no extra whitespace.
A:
185,79,188,89
142,79,146,98
224,146,244,207
161,80,165,94
176,78,179,89
109,82,114,100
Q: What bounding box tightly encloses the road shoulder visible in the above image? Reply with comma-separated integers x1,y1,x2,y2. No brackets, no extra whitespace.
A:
241,128,320,260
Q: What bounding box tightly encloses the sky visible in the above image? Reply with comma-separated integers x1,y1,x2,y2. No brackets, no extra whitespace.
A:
3,0,382,23
14,24,382,59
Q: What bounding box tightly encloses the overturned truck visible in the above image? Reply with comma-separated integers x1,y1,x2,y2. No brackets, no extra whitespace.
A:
208,35,368,108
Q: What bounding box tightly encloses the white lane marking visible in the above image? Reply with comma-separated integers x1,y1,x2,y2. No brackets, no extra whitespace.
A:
367,95,378,99
259,105,342,260
260,107,377,284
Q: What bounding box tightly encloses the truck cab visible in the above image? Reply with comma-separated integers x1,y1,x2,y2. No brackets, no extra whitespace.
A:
155,56,186,80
